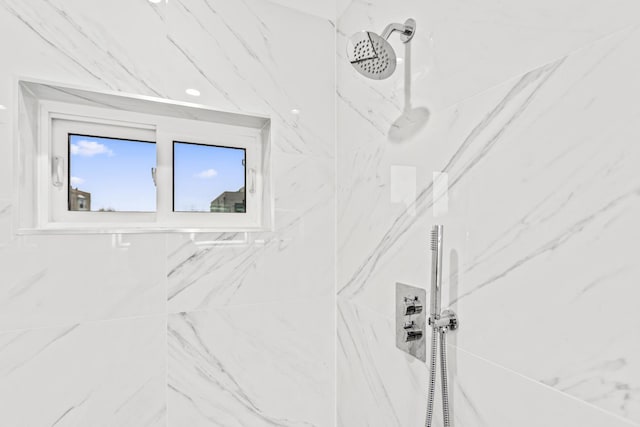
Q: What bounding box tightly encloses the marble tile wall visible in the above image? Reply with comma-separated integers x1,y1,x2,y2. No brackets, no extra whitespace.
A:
0,0,335,425
3,0,638,424
337,1,640,426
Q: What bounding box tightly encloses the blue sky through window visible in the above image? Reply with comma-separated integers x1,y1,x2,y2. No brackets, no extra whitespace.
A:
69,134,156,212
173,142,246,212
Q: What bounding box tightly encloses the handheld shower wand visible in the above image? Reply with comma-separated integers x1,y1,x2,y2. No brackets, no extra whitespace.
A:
430,225,444,323
425,225,458,427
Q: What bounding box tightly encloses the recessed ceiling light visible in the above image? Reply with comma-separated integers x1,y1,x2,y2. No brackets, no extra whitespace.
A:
0,105,6,110
290,108,300,115
185,88,200,97
149,0,162,3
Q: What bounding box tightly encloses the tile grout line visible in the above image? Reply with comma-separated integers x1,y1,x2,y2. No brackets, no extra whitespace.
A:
0,292,338,338
333,14,339,426
0,311,168,336
166,293,336,314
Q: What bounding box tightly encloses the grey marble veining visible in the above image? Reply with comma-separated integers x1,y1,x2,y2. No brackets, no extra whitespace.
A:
0,316,166,426
168,300,334,426
339,58,564,301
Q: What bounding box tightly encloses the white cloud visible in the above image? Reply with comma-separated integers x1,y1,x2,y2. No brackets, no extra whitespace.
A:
70,176,84,186
70,140,114,157
196,168,218,179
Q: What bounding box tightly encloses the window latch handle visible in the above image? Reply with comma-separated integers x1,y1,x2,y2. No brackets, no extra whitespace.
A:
249,168,256,194
52,156,64,188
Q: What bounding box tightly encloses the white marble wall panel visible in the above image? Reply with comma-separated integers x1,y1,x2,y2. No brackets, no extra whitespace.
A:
338,298,638,427
0,0,172,96
165,0,335,159
0,315,166,426
449,26,640,423
167,203,334,312
0,122,9,202
265,0,336,20
168,151,334,312
0,199,10,247
336,0,351,20
337,299,427,427
0,0,335,425
0,233,167,332
338,67,513,315
168,299,334,426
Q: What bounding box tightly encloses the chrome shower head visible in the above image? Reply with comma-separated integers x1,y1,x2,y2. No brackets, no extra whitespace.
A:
347,32,397,80
346,18,416,80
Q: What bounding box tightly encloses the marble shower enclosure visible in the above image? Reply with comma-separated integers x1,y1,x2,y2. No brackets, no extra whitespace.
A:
337,0,640,426
2,0,640,425
0,0,334,425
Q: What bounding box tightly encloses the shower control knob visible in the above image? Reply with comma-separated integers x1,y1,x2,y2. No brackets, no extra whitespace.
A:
405,328,423,342
404,296,423,315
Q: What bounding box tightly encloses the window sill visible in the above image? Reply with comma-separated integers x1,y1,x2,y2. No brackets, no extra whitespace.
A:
16,225,269,235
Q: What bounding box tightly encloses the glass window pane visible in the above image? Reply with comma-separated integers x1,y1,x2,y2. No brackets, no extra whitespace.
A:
68,134,156,212
173,142,246,213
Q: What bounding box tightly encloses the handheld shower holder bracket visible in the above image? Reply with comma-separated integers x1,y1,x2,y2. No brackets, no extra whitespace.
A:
428,309,458,331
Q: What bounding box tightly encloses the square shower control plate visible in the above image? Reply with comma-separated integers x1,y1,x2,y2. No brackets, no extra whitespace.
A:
395,282,426,362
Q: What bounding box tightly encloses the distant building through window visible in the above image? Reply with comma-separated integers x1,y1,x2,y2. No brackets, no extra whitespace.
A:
210,187,246,213
69,187,91,211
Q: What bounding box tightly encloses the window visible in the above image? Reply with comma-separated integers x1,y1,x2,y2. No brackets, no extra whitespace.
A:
68,134,156,213
50,118,157,225
18,86,270,232
173,142,247,214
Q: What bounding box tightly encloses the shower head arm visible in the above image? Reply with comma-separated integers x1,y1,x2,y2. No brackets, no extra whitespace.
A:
381,18,416,43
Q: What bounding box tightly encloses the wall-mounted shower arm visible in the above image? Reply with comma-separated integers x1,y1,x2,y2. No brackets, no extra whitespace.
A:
381,18,416,43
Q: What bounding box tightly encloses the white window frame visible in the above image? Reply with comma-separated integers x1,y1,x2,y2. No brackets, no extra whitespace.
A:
50,117,157,225
156,119,262,229
39,100,264,231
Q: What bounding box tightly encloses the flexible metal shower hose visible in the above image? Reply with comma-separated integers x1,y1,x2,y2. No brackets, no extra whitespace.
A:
440,329,451,427
424,324,438,427
424,326,451,427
